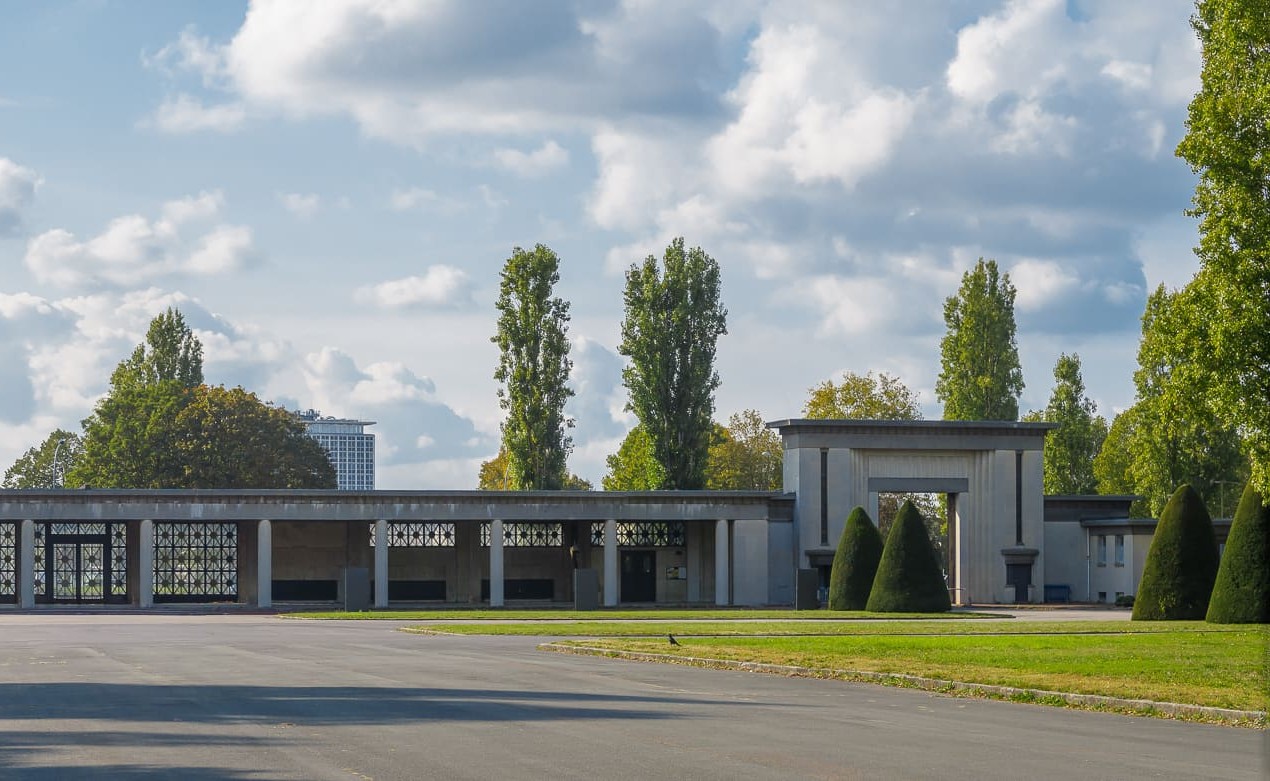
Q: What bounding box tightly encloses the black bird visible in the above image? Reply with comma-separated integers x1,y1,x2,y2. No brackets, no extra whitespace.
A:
668,633,680,646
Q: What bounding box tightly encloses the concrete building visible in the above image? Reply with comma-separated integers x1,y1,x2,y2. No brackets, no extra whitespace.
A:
0,418,1232,610
296,410,376,490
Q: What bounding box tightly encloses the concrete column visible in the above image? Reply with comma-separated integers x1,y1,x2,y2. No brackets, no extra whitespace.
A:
257,519,272,608
715,519,730,606
374,519,389,608
19,520,34,609
138,519,154,608
603,519,617,607
489,519,504,607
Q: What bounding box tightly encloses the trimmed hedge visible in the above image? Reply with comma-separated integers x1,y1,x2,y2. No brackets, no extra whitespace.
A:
1132,484,1220,620
866,500,951,613
1206,482,1270,624
828,506,884,610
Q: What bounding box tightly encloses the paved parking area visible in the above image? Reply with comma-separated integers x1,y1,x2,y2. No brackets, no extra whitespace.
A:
0,613,1262,780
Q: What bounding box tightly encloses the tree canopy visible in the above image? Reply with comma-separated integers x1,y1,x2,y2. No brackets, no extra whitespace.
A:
1023,353,1108,494
804,371,921,420
491,244,574,490
619,237,727,489
1174,0,1270,498
936,258,1024,421
1094,286,1247,517
479,446,592,490
59,308,336,490
1,429,82,489
705,409,782,490
603,425,667,491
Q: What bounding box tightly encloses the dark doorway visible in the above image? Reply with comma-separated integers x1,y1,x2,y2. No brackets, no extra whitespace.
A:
620,550,656,603
1006,563,1033,604
43,523,128,604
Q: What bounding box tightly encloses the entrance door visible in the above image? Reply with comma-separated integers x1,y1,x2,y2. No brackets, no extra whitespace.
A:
43,523,126,604
620,550,656,603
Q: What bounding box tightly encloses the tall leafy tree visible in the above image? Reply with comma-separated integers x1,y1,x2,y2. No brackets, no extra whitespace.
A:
705,409,782,490
804,371,921,420
2,430,82,488
1022,354,1108,494
112,306,204,390
170,385,336,488
491,244,575,490
936,258,1024,421
619,237,727,489
479,446,592,490
1094,286,1247,517
1175,0,1270,497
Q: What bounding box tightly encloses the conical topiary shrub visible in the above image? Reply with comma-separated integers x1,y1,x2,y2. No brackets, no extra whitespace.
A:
1206,482,1270,624
828,506,884,610
866,500,951,613
1132,484,1220,620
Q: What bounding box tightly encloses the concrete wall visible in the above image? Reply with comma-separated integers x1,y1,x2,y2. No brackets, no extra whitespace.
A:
272,521,350,580
732,519,769,606
1041,521,1089,601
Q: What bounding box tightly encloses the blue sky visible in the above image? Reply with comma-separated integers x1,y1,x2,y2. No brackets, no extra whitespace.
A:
0,0,1206,488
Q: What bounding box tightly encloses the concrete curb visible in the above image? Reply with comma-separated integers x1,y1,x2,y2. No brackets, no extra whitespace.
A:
540,643,1267,726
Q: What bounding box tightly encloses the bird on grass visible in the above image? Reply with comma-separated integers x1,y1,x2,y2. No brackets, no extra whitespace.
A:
668,634,680,646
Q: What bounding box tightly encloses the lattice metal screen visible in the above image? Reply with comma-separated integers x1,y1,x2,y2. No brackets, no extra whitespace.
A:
590,522,686,547
0,524,15,599
154,522,238,600
481,522,563,547
110,524,127,594
33,525,45,596
368,522,456,547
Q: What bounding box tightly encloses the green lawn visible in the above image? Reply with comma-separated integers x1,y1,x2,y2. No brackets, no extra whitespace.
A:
554,624,1267,714
289,608,1003,621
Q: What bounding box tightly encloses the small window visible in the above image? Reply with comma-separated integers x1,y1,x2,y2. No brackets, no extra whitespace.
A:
1098,591,1107,603
1114,535,1125,567
1096,535,1107,566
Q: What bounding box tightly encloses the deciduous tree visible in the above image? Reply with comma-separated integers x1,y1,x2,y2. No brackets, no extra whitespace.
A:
1175,0,1270,497
602,425,665,491
705,409,782,490
1022,354,1108,494
804,371,920,420
619,237,727,489
2,430,82,488
936,258,1024,421
491,244,575,490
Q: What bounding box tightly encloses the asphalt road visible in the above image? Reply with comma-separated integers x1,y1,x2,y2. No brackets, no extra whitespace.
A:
0,614,1262,780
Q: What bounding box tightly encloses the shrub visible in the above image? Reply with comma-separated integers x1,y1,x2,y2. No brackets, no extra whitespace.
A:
1132,484,1220,620
1206,482,1270,624
1115,594,1135,608
866,500,951,613
827,506,884,610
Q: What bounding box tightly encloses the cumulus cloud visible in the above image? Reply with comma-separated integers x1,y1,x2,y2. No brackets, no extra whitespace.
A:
0,157,41,235
147,94,247,133
22,191,255,289
492,140,569,177
301,346,489,475
354,266,473,309
278,192,320,218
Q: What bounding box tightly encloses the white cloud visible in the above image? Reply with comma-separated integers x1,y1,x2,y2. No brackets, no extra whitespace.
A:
388,186,461,214
1011,259,1081,311
0,157,41,235
493,140,569,177
278,192,320,218
23,191,254,288
354,266,473,309
148,94,246,133
946,0,1070,105
1101,60,1153,91
144,25,229,88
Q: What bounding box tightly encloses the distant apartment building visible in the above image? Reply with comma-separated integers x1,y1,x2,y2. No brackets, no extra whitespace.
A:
295,410,376,490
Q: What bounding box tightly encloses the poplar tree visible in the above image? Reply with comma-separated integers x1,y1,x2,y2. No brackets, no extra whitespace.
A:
1175,0,1270,497
491,244,574,490
1023,354,1108,495
619,237,727,489
935,258,1024,421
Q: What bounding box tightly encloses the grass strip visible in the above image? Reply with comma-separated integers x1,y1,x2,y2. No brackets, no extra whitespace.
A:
287,608,1005,621
400,618,1240,637
543,627,1267,714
